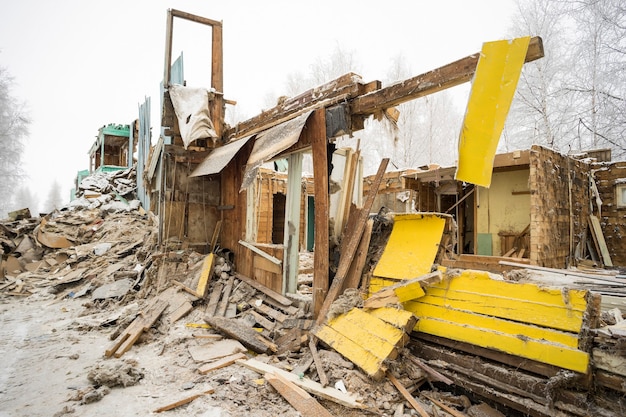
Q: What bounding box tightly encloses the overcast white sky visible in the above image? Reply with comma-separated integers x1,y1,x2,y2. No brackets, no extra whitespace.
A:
0,0,516,208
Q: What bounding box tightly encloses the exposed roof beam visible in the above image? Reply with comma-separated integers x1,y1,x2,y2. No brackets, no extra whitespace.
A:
350,36,544,116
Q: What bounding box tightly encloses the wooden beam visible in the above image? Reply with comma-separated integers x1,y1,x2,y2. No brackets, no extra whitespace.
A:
264,372,335,417
351,36,544,115
154,389,215,413
316,158,389,325
309,337,329,387
226,73,365,140
238,240,282,265
234,272,293,306
283,152,303,294
341,218,373,293
310,109,330,317
386,372,430,417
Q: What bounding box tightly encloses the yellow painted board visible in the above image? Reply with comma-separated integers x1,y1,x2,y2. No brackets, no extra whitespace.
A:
328,309,405,353
368,277,402,296
405,301,579,348
196,253,215,298
368,307,416,330
314,324,384,377
393,282,426,302
415,318,589,374
435,270,588,310
373,213,446,280
417,289,585,333
455,37,531,187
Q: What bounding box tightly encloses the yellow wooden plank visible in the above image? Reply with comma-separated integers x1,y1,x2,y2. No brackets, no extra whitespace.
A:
417,270,588,333
328,309,403,355
196,253,215,298
405,301,579,348
415,318,589,374
455,37,530,187
368,307,416,330
373,213,446,280
314,324,384,377
368,277,401,296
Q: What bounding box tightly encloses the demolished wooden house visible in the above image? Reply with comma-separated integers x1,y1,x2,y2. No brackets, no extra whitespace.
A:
129,9,626,416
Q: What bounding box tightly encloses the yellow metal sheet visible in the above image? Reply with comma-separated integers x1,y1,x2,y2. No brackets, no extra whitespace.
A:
372,213,446,279
455,37,530,187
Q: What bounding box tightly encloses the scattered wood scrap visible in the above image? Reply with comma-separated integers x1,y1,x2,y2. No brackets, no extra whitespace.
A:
198,352,247,375
364,271,442,309
153,388,214,413
204,316,276,354
265,372,335,417
237,358,365,409
105,299,168,358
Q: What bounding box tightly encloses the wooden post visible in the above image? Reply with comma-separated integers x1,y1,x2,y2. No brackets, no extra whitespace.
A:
310,109,329,317
283,152,303,294
211,22,224,138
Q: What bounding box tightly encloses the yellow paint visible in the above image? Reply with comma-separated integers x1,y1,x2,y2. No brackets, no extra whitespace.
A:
373,213,446,279
455,37,531,187
314,324,385,377
419,270,588,332
314,307,415,378
415,318,589,374
405,302,579,348
368,307,416,329
369,277,402,296
393,282,426,302
196,253,214,297
185,323,211,328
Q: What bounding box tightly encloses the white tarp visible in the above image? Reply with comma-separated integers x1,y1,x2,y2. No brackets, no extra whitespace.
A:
168,84,218,149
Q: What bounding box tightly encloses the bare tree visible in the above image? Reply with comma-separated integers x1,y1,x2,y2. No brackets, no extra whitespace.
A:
0,65,30,218
43,180,64,213
13,185,39,216
506,0,626,158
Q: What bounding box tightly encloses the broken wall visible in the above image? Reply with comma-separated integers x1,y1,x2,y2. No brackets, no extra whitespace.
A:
159,145,220,252
529,145,591,268
475,169,530,256
593,160,626,266
364,170,417,214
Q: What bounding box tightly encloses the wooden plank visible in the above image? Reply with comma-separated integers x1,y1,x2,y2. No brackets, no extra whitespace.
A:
423,394,468,417
237,358,365,409
238,240,282,265
386,372,430,417
154,389,214,413
309,337,329,388
235,272,292,306
316,158,389,325
254,255,282,275
341,218,373,293
589,215,613,267
198,352,247,375
209,220,222,252
265,372,335,417
204,316,273,354
170,300,193,323
364,271,441,309
351,36,544,115
215,276,234,317
254,302,289,323
196,253,214,298
310,108,330,317
188,339,246,363
247,310,275,331
205,282,223,317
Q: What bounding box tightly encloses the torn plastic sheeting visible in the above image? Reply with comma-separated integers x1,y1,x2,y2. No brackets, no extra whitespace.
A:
168,84,218,149
240,111,313,191
189,135,254,177
455,36,530,188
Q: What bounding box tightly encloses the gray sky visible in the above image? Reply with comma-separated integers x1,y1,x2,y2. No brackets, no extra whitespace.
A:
0,0,516,207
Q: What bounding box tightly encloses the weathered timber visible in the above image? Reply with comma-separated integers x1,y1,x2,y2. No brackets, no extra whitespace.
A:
422,394,467,417
237,358,365,409
215,275,234,317
234,272,292,306
204,316,273,354
351,36,544,115
264,372,335,417
226,73,367,140
205,282,223,317
386,371,430,417
309,337,329,388
316,158,389,325
197,352,247,375
310,108,330,317
341,218,373,293
153,388,215,413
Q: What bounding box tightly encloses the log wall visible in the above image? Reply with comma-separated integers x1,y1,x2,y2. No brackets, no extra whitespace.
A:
593,161,626,267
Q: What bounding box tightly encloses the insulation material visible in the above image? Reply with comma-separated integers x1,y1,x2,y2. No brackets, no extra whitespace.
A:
240,111,312,190
455,37,530,187
190,135,253,177
168,84,218,149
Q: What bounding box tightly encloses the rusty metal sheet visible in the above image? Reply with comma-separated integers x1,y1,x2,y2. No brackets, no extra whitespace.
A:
190,135,253,177
241,111,313,190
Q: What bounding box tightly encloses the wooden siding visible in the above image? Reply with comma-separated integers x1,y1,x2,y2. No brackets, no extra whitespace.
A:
593,160,626,266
